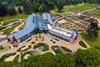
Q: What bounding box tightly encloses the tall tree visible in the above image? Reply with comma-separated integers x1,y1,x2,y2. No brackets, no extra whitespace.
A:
75,48,100,67
55,0,65,12
86,18,99,40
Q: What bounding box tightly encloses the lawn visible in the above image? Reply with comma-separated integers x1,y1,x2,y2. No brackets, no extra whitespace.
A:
63,4,97,12
1,14,29,26
2,28,15,35
2,14,29,21
2,22,21,34
80,30,100,50
50,4,97,16
84,8,100,20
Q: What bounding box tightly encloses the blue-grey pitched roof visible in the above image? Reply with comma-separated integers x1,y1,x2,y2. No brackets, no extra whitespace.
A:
8,13,36,40
43,13,53,25
49,27,77,40
7,13,77,43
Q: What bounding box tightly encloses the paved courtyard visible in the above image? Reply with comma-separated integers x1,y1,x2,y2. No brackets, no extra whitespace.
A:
0,33,85,58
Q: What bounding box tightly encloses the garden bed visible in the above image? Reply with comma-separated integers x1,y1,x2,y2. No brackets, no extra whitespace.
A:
0,46,11,53
34,43,49,51
79,41,87,48
61,46,72,52
51,46,62,54
0,52,16,62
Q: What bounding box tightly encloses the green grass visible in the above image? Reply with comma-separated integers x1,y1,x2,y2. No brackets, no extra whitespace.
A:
2,22,20,34
2,14,28,21
63,4,96,12
3,19,18,26
1,14,29,26
50,4,97,16
0,46,11,53
2,28,14,34
80,30,100,50
84,8,100,20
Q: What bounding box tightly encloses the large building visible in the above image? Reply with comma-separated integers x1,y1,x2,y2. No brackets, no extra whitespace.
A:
7,13,77,46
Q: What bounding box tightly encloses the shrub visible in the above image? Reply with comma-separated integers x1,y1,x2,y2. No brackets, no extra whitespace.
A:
2,53,16,58
21,45,32,52
0,46,11,53
17,46,26,52
31,42,35,44
21,51,33,61
1,52,16,62
52,41,56,43
61,46,72,52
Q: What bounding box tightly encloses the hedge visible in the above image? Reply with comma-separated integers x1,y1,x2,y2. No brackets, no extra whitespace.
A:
79,41,87,48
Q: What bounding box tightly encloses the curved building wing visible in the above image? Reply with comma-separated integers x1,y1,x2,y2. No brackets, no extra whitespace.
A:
7,13,77,46
7,13,36,42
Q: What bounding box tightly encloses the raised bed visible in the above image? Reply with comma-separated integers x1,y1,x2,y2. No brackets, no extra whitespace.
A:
0,46,11,53
21,45,32,52
17,46,26,52
61,46,72,52
79,41,87,48
0,52,16,62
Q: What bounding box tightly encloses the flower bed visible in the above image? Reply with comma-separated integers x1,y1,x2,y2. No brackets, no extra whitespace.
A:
21,45,32,52
0,52,16,62
0,46,11,53
17,46,26,52
79,41,87,48
61,46,72,52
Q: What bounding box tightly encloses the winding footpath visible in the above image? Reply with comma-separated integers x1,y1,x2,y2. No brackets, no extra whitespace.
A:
11,21,25,34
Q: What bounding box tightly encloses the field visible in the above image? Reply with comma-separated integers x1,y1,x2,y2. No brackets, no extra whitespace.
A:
0,14,28,34
1,14,28,26
84,8,100,20
50,4,97,16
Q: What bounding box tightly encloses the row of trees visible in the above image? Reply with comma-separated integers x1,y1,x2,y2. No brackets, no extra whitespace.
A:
0,0,100,17
0,3,23,17
0,48,100,67
86,18,99,40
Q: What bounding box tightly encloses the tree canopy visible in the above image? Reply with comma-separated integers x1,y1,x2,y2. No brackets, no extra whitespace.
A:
0,0,100,16
75,48,100,67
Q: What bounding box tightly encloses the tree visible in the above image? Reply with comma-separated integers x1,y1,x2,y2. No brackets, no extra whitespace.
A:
86,18,99,40
7,7,17,16
22,1,33,14
75,48,100,67
55,0,65,12
18,7,23,14
0,4,8,16
56,53,75,67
